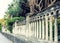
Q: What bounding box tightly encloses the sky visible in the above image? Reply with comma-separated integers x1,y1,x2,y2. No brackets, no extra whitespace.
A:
0,0,13,19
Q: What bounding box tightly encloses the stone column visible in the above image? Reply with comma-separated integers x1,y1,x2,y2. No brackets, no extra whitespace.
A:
38,20,39,38
35,21,36,37
33,21,35,37
26,15,30,37
36,21,37,38
49,15,53,41
42,17,45,39
37,20,39,38
32,21,35,37
54,15,58,43
15,21,17,34
39,19,42,39
30,22,33,37
29,22,31,37
45,15,48,40
31,22,34,37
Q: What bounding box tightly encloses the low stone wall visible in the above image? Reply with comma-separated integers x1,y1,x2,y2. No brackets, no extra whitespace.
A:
1,32,33,43
13,25,26,36
1,32,60,43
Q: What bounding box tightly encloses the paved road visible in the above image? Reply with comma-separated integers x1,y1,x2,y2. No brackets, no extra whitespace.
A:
0,33,13,43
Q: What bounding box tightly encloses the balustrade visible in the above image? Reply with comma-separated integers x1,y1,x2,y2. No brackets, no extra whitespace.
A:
25,7,60,43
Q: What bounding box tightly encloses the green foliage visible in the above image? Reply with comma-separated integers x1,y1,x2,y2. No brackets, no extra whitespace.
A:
6,0,29,17
5,0,27,33
6,19,13,33
6,16,25,23
6,0,24,17
58,18,60,24
7,4,22,17
0,23,2,31
6,17,25,33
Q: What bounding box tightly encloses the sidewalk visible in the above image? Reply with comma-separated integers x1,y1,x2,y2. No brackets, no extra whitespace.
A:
0,33,13,43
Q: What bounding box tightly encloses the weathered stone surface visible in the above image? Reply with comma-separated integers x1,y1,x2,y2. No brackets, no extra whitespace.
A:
0,33,13,43
1,32,57,43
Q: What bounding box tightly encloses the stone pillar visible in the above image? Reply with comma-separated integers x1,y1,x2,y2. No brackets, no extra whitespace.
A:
26,15,30,37
31,22,33,37
54,15,58,43
39,19,42,39
29,22,31,37
36,21,37,38
42,17,45,39
49,15,53,41
45,16,48,40
35,21,36,37
38,20,39,38
32,21,35,37
29,22,32,37
36,20,39,38
14,21,17,34
15,21,17,29
33,21,35,37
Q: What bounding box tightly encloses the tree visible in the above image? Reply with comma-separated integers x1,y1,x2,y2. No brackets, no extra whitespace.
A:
6,0,30,17
6,3,23,17
5,0,29,33
4,16,25,33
